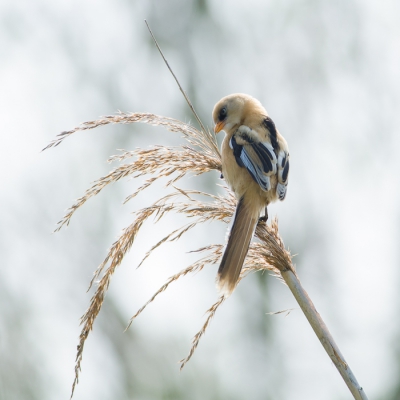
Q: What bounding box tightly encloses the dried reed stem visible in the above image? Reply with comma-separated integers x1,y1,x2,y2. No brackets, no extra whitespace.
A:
281,270,368,400
251,221,368,400
180,220,368,399
144,20,212,148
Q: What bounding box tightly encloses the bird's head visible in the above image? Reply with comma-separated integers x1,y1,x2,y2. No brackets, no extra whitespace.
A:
212,93,264,134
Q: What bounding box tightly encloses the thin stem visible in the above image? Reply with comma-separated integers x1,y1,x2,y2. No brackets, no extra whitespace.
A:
144,20,218,155
280,269,368,400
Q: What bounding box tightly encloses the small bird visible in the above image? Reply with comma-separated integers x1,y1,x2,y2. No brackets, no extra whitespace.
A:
212,93,290,295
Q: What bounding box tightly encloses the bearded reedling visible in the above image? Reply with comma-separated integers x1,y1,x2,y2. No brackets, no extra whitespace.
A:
212,94,290,294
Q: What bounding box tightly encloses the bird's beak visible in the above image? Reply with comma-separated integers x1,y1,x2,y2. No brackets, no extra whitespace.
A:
214,121,225,134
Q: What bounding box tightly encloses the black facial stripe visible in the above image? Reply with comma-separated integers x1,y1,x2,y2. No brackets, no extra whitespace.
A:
218,106,227,121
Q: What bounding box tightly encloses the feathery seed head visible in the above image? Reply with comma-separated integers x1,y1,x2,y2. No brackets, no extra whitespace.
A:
44,111,293,398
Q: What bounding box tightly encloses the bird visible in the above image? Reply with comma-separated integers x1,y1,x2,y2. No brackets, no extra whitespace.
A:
212,93,290,295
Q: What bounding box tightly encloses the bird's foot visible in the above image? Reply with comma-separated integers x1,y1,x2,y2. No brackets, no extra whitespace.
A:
258,207,268,224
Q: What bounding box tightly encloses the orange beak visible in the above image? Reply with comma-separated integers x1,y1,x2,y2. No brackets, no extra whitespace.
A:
214,121,225,133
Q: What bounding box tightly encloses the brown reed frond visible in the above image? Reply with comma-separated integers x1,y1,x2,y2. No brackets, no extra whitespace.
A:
43,112,220,157
54,145,220,231
126,244,223,329
88,188,233,291
44,108,295,397
179,218,293,366
69,187,235,397
50,125,220,231
68,179,292,396
254,220,295,274
180,295,226,370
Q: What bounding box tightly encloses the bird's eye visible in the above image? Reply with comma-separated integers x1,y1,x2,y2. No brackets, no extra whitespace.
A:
218,106,227,121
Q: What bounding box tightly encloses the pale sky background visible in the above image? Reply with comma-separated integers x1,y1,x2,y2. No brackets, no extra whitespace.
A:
1,1,400,399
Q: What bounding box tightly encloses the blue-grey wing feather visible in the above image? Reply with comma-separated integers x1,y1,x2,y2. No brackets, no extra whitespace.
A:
230,126,289,199
239,149,271,191
230,128,277,192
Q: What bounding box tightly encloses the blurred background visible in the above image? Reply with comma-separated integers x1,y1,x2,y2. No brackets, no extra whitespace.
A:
1,0,400,399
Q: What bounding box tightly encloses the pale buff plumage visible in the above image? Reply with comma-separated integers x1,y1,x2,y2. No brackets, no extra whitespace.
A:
212,93,290,294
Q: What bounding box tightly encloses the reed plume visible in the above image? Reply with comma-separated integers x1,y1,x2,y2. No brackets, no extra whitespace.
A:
44,111,368,400
44,112,286,395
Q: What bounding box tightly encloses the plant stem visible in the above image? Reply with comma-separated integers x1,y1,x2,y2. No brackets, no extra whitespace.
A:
280,269,368,400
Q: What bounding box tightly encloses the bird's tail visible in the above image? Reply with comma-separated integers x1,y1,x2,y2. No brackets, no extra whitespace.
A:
217,194,260,295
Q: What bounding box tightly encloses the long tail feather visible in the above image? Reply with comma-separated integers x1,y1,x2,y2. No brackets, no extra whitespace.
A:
217,195,260,295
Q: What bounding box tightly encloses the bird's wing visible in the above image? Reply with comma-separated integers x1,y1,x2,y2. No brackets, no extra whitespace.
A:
229,126,277,192
276,149,290,200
